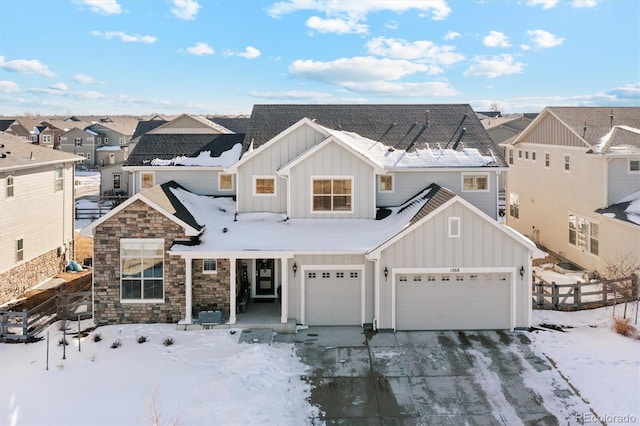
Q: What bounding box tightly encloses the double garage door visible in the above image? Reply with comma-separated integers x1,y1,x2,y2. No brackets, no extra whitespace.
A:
305,269,362,325
395,272,512,330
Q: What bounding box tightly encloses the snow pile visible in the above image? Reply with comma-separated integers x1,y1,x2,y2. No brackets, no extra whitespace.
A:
150,143,242,167
0,323,320,426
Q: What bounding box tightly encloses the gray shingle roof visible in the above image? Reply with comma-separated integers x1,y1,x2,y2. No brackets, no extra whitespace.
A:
126,133,245,166
142,180,204,232
595,191,640,227
208,116,250,134
131,118,168,140
0,133,82,170
244,104,506,167
548,107,640,147
596,126,640,154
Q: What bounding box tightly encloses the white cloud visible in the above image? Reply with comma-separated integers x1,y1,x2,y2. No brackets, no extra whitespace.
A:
73,74,96,84
236,46,261,59
0,56,54,77
607,82,640,99
463,54,525,78
525,0,559,9
50,82,68,92
171,0,201,20
0,81,20,93
267,0,452,21
386,20,399,30
520,44,531,51
572,0,599,7
92,31,157,43
444,31,460,40
483,31,511,48
186,42,214,55
366,37,464,68
306,16,368,34
248,90,335,101
526,29,564,48
289,56,430,84
75,0,122,15
340,80,459,97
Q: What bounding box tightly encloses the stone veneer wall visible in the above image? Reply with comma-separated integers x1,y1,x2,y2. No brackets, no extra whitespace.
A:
191,259,231,318
0,244,71,305
93,200,188,325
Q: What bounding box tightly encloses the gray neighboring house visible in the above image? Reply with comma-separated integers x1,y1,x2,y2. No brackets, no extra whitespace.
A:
0,134,82,305
84,104,542,332
58,127,98,166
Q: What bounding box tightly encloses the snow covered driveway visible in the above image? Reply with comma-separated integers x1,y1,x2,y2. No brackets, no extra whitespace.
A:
295,327,593,425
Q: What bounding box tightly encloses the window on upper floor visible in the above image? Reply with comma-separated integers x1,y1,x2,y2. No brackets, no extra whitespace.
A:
568,214,598,256
629,160,640,173
253,176,276,196
113,173,121,189
141,172,154,189
448,217,461,238
509,193,520,219
42,134,51,143
545,152,550,168
462,174,489,192
531,151,536,161
119,137,125,144
75,137,82,146
104,137,109,144
16,238,24,262
97,137,102,144
564,155,570,172
518,150,522,159
219,174,234,191
30,135,37,142
508,149,513,165
54,165,64,191
525,151,529,160
312,177,353,212
379,174,394,192
7,175,14,198
120,239,164,302
203,259,217,274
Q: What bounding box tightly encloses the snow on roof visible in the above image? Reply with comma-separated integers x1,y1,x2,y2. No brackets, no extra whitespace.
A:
96,146,122,151
616,190,640,225
323,126,495,168
149,143,242,167
593,125,640,153
169,186,437,254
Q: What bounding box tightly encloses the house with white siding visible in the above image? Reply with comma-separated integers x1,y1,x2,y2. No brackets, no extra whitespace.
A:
84,105,542,331
0,133,82,305
504,106,640,275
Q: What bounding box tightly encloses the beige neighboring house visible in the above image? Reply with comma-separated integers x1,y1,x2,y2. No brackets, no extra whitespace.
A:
0,134,83,305
505,106,640,275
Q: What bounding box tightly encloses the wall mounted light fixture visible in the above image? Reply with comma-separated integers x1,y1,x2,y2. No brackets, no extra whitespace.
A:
384,266,389,281
293,262,298,277
520,266,525,278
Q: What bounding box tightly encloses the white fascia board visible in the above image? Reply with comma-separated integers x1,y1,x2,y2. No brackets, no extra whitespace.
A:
1,157,83,173
123,165,225,171
386,167,506,173
225,118,330,173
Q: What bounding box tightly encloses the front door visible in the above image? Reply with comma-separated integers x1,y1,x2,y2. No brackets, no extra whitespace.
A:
256,259,275,296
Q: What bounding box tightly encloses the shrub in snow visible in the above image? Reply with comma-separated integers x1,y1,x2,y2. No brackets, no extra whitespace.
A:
93,333,102,342
611,317,637,337
110,339,122,349
58,338,69,346
163,337,174,346
138,336,148,344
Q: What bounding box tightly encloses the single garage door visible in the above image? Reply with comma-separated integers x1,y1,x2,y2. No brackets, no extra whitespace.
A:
395,272,511,330
305,270,361,325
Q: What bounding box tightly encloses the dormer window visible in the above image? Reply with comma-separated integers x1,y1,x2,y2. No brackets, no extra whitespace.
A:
462,174,489,192
312,177,352,212
379,174,394,192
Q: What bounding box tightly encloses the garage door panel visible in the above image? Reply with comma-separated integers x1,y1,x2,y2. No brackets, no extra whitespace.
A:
395,274,510,330
306,270,361,325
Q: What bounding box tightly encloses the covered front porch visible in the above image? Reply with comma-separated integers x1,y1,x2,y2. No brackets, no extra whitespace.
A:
178,253,298,333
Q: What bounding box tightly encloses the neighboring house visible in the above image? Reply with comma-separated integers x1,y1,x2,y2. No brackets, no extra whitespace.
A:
0,134,82,305
505,106,640,275
84,104,541,332
58,127,98,165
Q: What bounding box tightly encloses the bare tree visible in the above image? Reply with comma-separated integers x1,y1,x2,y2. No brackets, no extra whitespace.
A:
600,252,639,319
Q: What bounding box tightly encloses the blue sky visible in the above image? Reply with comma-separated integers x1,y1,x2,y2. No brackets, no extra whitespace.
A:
0,0,638,116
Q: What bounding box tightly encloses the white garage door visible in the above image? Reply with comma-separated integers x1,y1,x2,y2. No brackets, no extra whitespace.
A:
395,272,511,330
305,270,361,325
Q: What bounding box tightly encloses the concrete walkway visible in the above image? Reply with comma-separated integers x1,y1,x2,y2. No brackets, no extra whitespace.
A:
290,327,592,425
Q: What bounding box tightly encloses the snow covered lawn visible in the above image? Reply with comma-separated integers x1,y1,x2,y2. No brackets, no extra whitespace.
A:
0,324,320,426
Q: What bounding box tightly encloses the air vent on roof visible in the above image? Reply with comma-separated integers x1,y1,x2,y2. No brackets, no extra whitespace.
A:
0,144,4,148
583,121,588,138
610,110,615,129
0,154,6,159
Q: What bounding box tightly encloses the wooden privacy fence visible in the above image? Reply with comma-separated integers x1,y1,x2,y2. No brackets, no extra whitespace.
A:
532,275,638,310
0,291,92,343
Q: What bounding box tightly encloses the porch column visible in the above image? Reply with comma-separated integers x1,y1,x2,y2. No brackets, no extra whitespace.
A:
373,257,380,331
184,257,193,324
229,257,237,324
281,257,289,323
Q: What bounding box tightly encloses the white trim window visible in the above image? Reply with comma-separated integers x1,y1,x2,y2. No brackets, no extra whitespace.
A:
448,217,461,238
54,165,64,191
203,259,217,274
531,151,536,162
141,172,154,189
113,173,121,190
568,214,598,256
120,239,164,301
253,176,276,196
378,174,394,192
104,137,109,144
462,174,489,192
508,149,514,165
509,193,520,219
75,137,82,146
119,137,125,144
16,238,24,262
545,152,550,168
312,176,353,212
629,159,640,173
42,134,51,143
564,155,570,172
219,174,234,191
6,175,14,198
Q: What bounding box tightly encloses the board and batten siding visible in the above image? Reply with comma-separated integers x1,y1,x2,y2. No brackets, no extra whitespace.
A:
607,156,640,205
522,113,590,148
134,169,230,196
286,254,374,325
0,163,75,273
289,141,375,219
376,170,499,219
237,124,326,213
376,201,530,329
